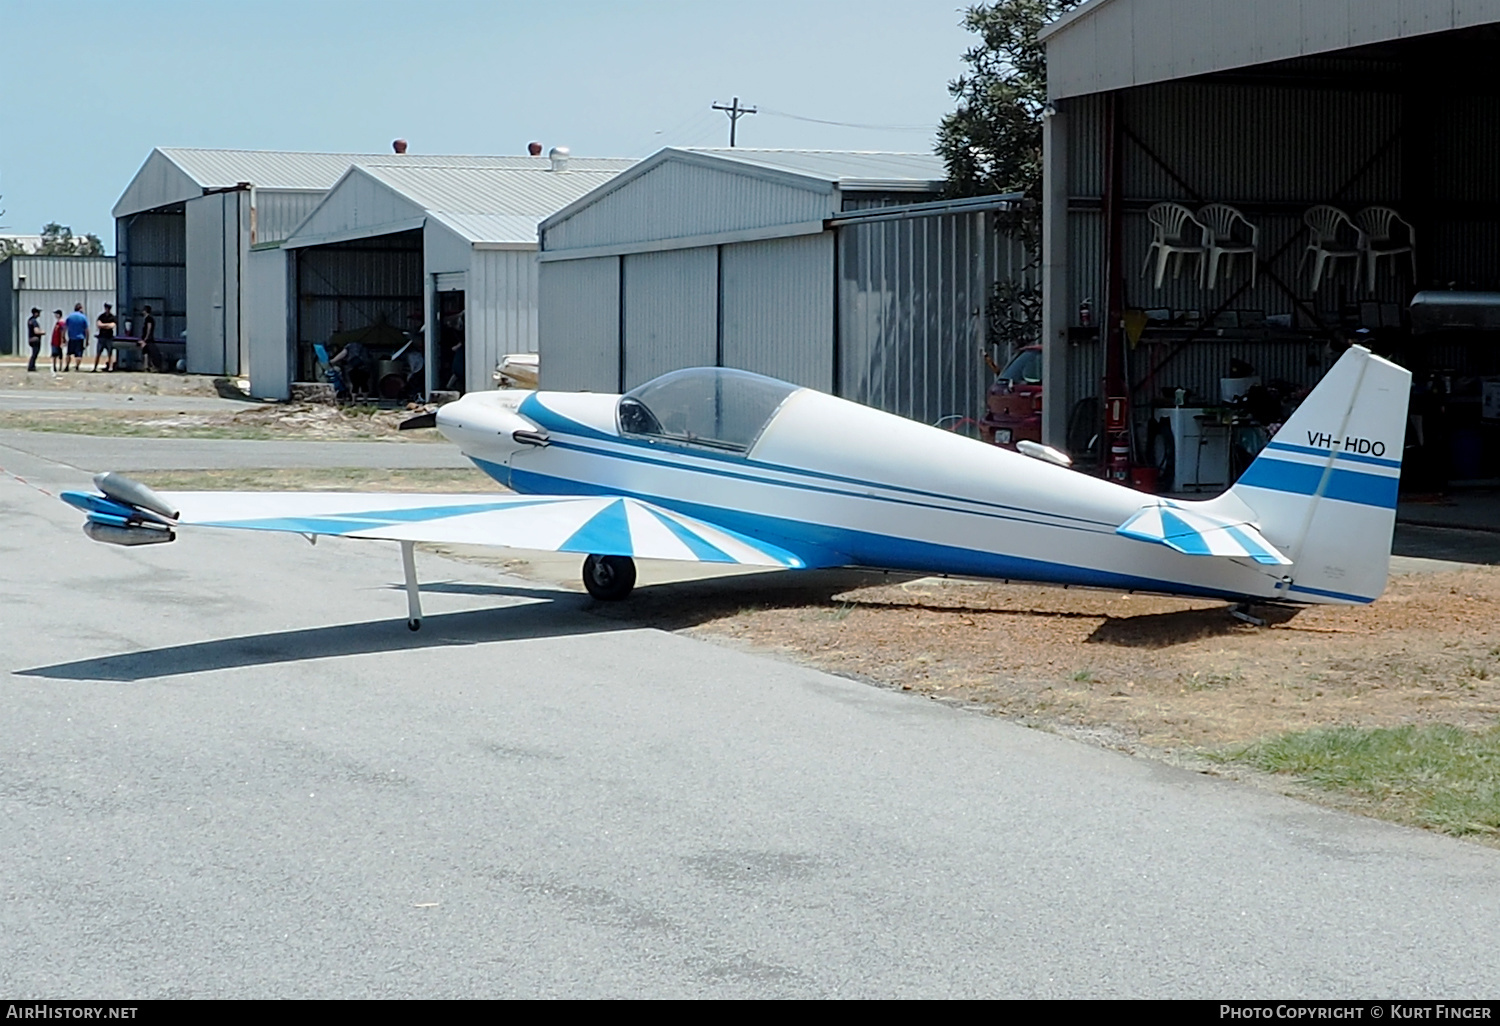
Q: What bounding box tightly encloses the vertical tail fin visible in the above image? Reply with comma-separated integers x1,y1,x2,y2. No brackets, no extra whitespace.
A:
1214,345,1410,604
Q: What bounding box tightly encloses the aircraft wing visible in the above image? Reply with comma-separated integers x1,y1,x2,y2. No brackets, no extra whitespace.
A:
1115,502,1292,566
61,480,807,570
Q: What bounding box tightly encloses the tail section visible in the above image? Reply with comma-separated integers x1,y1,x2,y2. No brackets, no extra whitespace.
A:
1212,345,1410,604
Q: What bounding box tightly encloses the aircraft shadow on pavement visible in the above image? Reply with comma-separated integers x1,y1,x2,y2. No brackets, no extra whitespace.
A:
17,593,628,683
17,573,883,683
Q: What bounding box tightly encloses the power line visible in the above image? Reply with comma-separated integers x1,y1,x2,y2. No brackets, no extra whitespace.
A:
757,107,932,132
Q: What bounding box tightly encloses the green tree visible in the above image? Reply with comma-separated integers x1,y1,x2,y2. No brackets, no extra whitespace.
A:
936,0,1077,207
0,238,28,258
37,221,104,256
935,1,1079,355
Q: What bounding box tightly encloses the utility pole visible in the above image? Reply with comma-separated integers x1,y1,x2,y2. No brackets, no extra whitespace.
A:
711,97,757,147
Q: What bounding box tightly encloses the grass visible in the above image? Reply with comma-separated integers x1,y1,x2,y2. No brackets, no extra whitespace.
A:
1221,724,1500,838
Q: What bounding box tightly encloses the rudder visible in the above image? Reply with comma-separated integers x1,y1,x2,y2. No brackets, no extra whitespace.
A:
1214,345,1410,604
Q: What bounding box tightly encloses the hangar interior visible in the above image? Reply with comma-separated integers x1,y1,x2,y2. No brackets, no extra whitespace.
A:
257,157,636,400
539,148,1032,427
1041,1,1500,492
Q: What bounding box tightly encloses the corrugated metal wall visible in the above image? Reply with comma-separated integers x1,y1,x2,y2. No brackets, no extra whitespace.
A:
544,159,831,251
295,231,423,370
538,256,620,392
466,249,539,394
117,211,186,343
621,247,718,389
247,247,291,399
4,256,115,291
185,190,250,375
839,211,1026,426
254,190,324,245
721,234,835,391
2,291,116,355
537,212,1032,418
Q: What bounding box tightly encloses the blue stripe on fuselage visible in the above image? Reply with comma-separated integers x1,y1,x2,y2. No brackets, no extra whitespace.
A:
518,435,1118,540
516,395,1114,531
495,462,1266,602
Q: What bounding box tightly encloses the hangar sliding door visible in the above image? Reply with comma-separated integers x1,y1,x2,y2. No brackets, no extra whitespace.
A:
621,247,716,390
720,233,834,392
539,256,619,393
185,188,250,376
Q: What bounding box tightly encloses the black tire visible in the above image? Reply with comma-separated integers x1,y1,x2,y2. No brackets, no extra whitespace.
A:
582,554,637,601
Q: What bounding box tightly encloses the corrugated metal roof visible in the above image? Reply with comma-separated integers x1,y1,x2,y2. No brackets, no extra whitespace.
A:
539,148,948,252
680,148,945,189
1041,0,1500,100
114,147,634,218
158,148,632,191
289,163,636,247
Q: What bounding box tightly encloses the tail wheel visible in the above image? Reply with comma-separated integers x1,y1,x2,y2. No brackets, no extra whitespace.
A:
582,554,637,601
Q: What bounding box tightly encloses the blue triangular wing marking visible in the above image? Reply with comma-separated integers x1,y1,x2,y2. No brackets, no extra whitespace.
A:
559,499,634,556
1158,509,1212,554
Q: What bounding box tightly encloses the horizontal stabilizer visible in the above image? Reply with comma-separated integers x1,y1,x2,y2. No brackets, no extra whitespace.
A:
1116,503,1292,566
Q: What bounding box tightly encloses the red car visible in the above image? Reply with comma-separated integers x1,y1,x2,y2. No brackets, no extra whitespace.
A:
979,345,1043,448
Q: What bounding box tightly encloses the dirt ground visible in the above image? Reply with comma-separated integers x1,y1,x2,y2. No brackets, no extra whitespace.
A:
0,360,220,397
586,566,1500,756
0,404,442,441
0,361,439,441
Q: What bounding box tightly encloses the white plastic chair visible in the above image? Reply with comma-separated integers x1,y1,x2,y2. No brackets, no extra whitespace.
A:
1298,206,1362,292
1141,203,1209,289
1197,203,1258,289
1356,206,1417,293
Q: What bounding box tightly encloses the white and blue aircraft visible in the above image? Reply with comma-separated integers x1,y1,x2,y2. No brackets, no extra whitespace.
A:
63,345,1409,630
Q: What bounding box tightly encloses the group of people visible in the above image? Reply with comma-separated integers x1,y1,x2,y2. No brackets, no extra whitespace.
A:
26,303,155,373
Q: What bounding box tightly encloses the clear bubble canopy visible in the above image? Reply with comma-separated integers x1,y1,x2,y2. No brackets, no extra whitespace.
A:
618,367,801,453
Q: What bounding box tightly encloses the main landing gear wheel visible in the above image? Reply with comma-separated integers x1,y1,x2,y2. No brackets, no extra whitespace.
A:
583,554,637,601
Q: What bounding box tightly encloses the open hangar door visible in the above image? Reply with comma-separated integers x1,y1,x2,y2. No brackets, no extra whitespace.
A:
117,206,186,349
1050,22,1500,498
293,228,424,399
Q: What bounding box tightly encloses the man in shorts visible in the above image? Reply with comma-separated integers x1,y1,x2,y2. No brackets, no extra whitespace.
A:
63,303,89,372
26,308,42,372
93,303,118,372
49,310,65,372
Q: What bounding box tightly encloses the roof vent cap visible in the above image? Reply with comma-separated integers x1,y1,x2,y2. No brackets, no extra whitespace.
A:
548,146,570,172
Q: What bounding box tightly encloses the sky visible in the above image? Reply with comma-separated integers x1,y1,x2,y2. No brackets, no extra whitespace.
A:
0,0,979,248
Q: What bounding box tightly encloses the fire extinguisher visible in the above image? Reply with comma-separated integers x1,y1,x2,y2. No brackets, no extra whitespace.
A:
1105,395,1130,481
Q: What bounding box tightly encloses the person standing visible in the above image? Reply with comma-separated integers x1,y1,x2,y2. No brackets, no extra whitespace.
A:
92,302,117,372
26,307,43,372
49,310,65,372
63,303,89,372
140,304,156,343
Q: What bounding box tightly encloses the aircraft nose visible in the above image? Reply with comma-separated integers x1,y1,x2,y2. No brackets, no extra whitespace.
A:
435,394,541,454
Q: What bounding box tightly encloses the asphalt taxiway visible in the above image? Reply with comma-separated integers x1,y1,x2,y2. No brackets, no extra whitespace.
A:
4,433,1500,998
